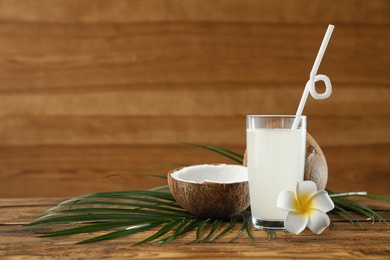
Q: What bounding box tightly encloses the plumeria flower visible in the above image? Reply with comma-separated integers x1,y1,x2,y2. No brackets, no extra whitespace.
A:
277,181,335,235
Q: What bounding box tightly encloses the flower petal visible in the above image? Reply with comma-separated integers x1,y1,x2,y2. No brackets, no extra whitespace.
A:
277,190,300,212
297,181,318,206
309,190,335,213
307,209,331,235
284,212,308,235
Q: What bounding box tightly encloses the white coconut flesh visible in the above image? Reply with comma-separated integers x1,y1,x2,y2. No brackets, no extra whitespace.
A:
170,164,248,184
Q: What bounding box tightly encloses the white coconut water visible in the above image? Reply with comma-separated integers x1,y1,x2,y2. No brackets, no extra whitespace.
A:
246,128,306,220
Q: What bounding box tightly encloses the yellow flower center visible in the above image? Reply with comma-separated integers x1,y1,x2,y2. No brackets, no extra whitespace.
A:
298,192,314,215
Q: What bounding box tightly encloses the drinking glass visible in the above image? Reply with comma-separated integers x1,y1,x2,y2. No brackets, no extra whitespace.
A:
246,115,306,230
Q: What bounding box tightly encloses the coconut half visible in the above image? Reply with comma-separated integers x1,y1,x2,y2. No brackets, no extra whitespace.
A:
168,164,250,218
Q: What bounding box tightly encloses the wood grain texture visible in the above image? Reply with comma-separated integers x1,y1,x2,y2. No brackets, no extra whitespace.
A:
0,197,389,259
0,144,388,198
0,0,389,23
0,0,388,198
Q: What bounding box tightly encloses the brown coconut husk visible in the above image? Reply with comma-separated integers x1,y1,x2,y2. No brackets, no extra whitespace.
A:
167,165,250,219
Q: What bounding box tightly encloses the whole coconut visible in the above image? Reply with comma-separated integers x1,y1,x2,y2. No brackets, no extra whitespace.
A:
304,133,328,190
243,132,328,190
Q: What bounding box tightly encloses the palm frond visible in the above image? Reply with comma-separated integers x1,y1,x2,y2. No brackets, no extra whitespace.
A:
77,223,164,244
25,187,389,244
148,185,170,192
24,145,389,245
208,215,238,242
191,218,210,243
332,205,363,228
133,220,182,246
156,218,200,244
229,209,254,242
327,189,389,227
198,219,223,242
180,142,243,164
267,230,276,240
103,173,168,179
243,210,256,242
40,221,150,237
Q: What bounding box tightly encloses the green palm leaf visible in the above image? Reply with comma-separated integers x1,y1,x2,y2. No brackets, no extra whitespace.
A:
24,145,389,245
40,220,157,237
230,210,252,242
191,218,211,243
133,220,183,246
332,206,363,228
180,142,243,164
198,218,223,242
77,223,164,244
156,219,200,244
208,215,238,242
44,202,190,215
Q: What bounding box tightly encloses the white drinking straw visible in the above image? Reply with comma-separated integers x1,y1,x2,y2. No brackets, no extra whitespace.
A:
292,24,335,129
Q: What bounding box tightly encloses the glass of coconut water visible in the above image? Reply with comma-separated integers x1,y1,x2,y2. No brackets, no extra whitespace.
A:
246,115,306,230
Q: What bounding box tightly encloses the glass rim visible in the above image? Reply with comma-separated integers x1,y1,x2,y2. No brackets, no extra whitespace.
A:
246,115,306,118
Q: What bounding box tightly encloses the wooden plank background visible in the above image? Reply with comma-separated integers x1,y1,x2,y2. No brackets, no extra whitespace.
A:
0,0,389,198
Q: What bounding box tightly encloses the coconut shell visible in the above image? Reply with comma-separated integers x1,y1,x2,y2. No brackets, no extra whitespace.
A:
167,166,250,219
243,132,328,190
305,133,328,190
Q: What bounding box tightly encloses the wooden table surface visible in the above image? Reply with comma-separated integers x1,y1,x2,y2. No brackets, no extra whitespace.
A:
1,195,389,259
0,1,389,259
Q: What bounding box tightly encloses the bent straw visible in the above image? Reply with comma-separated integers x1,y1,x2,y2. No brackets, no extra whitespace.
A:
292,24,335,129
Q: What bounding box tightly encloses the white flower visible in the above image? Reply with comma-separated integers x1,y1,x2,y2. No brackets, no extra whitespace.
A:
277,181,335,235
